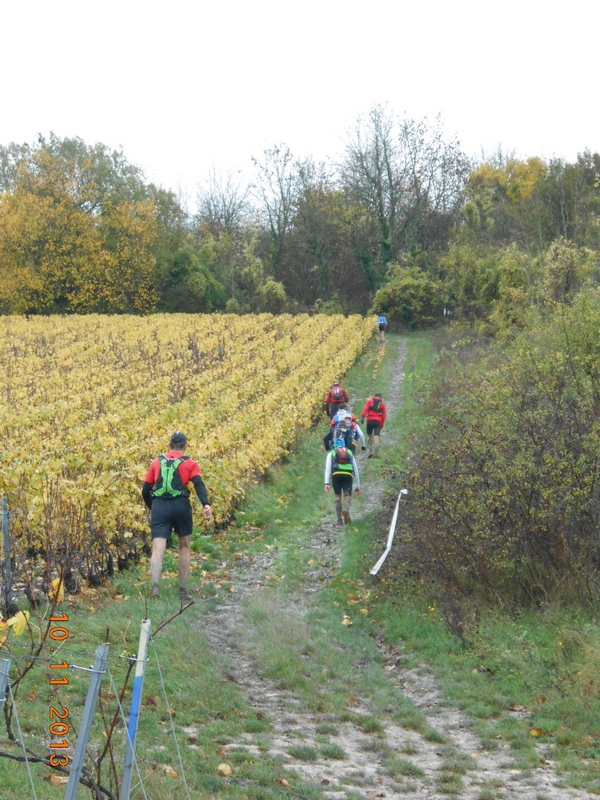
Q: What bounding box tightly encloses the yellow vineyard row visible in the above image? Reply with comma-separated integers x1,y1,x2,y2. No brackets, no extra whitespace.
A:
0,313,372,556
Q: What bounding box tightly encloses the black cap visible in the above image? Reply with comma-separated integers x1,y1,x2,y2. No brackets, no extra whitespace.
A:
170,431,187,448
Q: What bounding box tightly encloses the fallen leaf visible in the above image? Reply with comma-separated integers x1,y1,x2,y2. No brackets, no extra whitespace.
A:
537,695,547,703
48,578,64,603
275,778,290,787
529,728,543,737
217,763,233,777
511,705,526,712
162,765,178,778
187,737,197,744
44,774,69,785
341,615,352,626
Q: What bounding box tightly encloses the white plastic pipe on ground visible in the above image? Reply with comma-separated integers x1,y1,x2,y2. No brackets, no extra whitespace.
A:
370,489,408,576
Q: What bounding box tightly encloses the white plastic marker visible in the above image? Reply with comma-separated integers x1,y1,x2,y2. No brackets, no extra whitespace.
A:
370,489,408,575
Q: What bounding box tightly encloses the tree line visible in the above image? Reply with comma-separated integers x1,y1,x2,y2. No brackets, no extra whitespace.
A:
1,108,599,322
0,108,469,316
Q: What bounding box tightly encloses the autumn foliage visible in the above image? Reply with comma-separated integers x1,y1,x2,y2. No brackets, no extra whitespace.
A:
0,313,372,585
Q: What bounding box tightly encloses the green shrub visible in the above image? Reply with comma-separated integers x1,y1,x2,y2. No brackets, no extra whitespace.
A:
371,264,446,329
404,292,600,604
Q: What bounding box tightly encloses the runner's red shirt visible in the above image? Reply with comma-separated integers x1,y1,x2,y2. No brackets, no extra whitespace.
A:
145,452,202,487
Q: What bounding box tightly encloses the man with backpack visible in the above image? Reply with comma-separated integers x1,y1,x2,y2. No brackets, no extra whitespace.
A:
323,406,352,451
377,314,388,342
324,437,361,525
323,408,367,455
361,393,387,458
142,431,213,601
348,415,367,454
325,381,349,419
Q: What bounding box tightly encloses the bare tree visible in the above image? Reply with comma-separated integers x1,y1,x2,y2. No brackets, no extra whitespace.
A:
196,167,250,236
250,144,301,276
340,105,470,283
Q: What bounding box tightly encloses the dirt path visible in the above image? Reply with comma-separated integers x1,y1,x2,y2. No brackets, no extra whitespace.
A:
193,339,591,800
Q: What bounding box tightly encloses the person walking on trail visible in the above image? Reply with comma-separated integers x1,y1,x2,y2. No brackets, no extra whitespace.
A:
377,314,388,342
142,432,212,601
323,409,367,455
325,381,349,419
349,416,367,454
323,405,352,451
325,437,360,525
361,392,387,458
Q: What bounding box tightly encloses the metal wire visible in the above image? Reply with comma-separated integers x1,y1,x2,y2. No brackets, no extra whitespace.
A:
8,682,38,800
150,636,192,800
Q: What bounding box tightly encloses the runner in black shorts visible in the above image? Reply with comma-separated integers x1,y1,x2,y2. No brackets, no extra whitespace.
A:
324,438,361,525
361,393,387,458
142,432,213,601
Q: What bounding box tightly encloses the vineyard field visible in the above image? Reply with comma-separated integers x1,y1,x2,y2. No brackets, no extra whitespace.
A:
0,313,372,581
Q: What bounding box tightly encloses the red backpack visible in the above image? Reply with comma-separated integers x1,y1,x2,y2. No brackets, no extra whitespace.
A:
332,446,353,472
331,384,344,402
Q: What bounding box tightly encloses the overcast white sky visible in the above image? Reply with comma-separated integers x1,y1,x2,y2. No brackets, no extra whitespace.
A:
3,0,599,206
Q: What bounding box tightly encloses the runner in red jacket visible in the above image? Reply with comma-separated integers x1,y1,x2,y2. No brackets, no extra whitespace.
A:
325,382,349,418
142,431,213,602
360,393,386,458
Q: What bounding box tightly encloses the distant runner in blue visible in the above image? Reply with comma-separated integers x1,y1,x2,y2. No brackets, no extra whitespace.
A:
377,314,388,342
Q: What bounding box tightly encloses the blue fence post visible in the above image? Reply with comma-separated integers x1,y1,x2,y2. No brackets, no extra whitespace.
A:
120,618,152,800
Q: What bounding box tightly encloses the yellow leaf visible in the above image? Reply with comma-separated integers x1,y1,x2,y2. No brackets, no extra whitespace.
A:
45,773,69,786
529,727,543,737
7,610,30,636
341,615,352,626
217,763,233,777
48,578,64,603
161,765,178,778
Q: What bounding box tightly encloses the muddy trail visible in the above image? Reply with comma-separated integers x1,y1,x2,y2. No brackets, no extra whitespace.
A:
192,339,589,800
